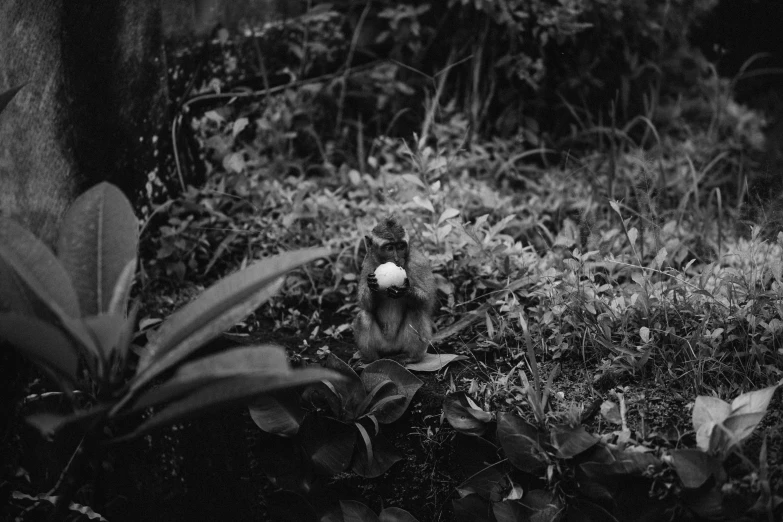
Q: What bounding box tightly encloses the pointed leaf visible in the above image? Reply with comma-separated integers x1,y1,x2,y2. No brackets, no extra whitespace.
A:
0,258,36,314
0,217,80,318
125,345,295,412
134,247,330,386
692,396,731,431
57,182,138,316
404,352,467,371
722,412,767,446
319,353,365,417
117,368,337,441
301,415,356,475
360,359,422,423
457,461,507,500
729,385,778,416
351,431,402,478
670,449,721,489
341,501,380,522
497,412,549,473
443,392,493,437
492,501,527,522
0,313,78,381
452,494,492,522
249,390,304,436
550,424,599,459
108,259,137,315
83,314,125,360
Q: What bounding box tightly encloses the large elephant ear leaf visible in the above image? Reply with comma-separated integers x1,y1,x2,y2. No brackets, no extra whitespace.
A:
57,182,138,316
0,217,80,318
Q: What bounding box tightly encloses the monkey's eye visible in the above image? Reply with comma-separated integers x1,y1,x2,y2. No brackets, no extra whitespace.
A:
383,244,395,252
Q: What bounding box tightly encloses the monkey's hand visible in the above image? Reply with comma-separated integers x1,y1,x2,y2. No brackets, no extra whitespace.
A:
367,273,380,292
386,278,410,299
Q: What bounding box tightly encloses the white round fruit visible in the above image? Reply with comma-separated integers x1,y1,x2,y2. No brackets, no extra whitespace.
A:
374,262,407,290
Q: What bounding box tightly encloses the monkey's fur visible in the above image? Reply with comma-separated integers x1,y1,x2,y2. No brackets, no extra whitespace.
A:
353,217,436,364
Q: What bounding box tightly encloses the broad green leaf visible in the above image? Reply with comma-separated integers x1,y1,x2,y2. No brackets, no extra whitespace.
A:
341,500,380,522
83,314,125,360
492,500,527,522
497,412,549,472
360,359,422,423
0,313,78,382
692,396,731,431
108,259,137,315
670,449,720,489
379,507,419,522
443,392,493,437
133,247,330,389
0,258,36,314
438,208,460,225
301,415,356,475
729,385,778,416
696,420,717,452
248,391,303,436
722,412,767,446
0,217,80,318
452,494,492,522
124,345,296,413
57,182,138,316
351,430,402,478
117,368,337,441
319,353,365,418
550,424,599,459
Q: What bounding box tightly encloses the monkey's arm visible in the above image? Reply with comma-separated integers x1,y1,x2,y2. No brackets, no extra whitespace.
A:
404,250,436,310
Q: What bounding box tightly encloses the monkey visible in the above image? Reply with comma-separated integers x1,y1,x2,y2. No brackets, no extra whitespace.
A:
353,216,436,364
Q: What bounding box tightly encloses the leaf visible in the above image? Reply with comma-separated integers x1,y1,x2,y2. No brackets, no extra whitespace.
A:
116,368,337,441
360,359,422,423
108,259,137,315
0,84,24,115
379,507,419,522
456,461,507,500
452,494,493,522
412,196,435,213
670,449,720,489
133,247,330,391
497,412,549,473
627,227,638,247
0,313,78,382
550,424,599,459
341,500,380,522
317,353,365,418
438,208,460,225
125,345,302,413
249,390,304,437
400,173,426,189
57,182,138,316
352,430,402,478
443,392,493,437
405,353,467,371
692,396,731,431
0,217,81,318
301,415,356,475
492,501,527,522
83,314,125,361
11,492,108,521
600,400,622,425
722,412,767,447
729,385,778,416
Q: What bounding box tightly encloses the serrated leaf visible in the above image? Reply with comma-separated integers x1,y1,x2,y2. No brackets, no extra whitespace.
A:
57,182,138,316
0,313,78,382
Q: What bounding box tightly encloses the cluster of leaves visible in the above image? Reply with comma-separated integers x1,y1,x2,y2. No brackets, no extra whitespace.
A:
249,354,422,487
0,182,340,518
443,370,780,521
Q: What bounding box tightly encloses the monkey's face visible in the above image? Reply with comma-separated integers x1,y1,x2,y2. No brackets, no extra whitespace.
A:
378,240,408,266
